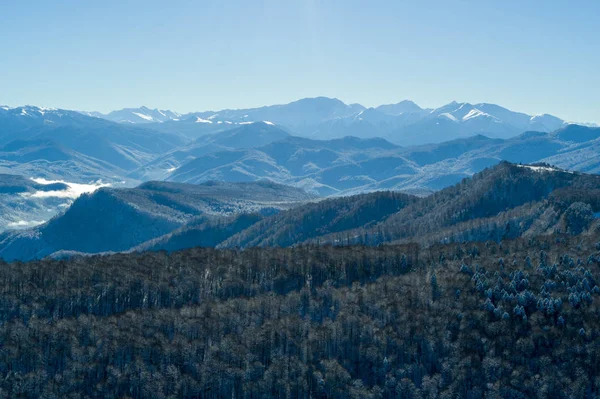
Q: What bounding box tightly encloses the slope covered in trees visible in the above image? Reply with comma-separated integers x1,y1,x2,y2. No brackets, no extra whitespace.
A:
221,191,419,248
360,162,600,245
224,162,600,248
131,213,265,253
2,161,599,262
0,180,315,261
1,232,600,397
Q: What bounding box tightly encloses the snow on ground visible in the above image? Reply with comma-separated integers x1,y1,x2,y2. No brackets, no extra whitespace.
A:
132,112,154,121
518,165,554,172
27,178,111,199
516,164,572,173
530,114,552,121
463,109,491,121
7,220,45,228
195,117,213,124
263,121,275,125
439,113,458,122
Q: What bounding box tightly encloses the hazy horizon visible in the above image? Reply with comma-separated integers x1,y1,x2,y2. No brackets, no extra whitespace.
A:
2,96,598,126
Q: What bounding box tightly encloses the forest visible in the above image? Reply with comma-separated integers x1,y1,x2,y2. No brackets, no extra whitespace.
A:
221,162,600,249
0,230,599,398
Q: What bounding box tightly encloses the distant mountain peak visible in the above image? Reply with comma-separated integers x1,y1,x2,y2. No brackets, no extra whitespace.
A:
88,106,182,124
552,124,600,143
430,101,468,115
375,100,423,116
52,98,591,145
290,96,347,106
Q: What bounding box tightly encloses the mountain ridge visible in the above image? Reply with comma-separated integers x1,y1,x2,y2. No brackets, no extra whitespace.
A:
220,161,600,249
2,161,600,262
0,180,316,261
76,97,598,145
162,124,600,196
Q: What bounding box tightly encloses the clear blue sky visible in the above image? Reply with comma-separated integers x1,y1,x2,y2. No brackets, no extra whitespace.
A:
1,0,598,123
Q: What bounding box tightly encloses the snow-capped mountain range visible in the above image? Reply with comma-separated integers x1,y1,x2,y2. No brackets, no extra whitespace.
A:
81,106,182,124
81,98,597,145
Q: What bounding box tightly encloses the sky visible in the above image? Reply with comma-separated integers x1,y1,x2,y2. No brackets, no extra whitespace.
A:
0,0,598,123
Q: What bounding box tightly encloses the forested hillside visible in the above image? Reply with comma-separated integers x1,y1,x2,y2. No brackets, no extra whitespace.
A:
131,213,265,253
3,162,599,262
220,191,418,248
1,232,600,397
0,180,315,261
224,162,600,248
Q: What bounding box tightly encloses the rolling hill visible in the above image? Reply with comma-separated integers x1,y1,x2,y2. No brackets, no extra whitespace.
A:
2,161,600,261
166,135,402,196
0,106,187,177
128,122,292,181
221,162,600,249
0,180,315,261
162,125,600,196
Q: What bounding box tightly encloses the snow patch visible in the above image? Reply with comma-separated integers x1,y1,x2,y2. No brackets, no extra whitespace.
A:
132,112,154,121
195,117,213,124
530,113,551,120
439,113,458,122
453,103,469,112
263,121,275,125
239,121,253,125
7,220,45,228
566,121,599,127
516,164,572,174
462,109,489,121
35,106,56,116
